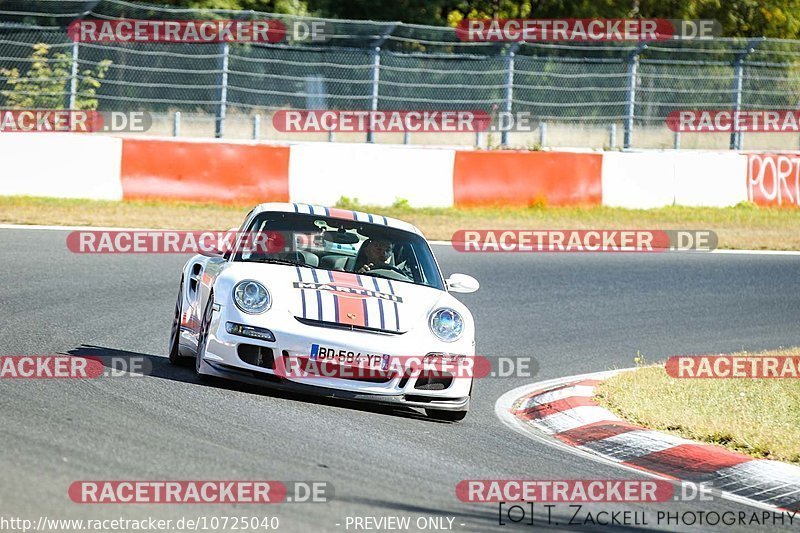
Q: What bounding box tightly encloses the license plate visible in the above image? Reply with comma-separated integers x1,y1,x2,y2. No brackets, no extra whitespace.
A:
310,343,390,370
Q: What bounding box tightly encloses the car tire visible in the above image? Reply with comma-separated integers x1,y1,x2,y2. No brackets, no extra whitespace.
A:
168,279,186,365
195,293,214,379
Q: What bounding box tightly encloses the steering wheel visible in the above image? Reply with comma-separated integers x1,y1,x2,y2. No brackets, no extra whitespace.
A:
374,264,406,274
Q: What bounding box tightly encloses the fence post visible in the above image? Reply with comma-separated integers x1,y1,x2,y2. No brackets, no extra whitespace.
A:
730,39,763,150
609,123,617,148
624,43,646,149
67,41,79,110
539,122,547,147
173,111,181,137
367,46,381,143
252,114,260,140
674,130,681,150
730,55,744,150
214,42,230,139
501,44,518,147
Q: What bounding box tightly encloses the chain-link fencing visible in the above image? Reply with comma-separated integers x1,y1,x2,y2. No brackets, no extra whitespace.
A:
2,0,800,149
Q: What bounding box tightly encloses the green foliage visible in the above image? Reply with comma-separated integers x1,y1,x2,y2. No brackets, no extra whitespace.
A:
335,196,363,209
123,0,800,38
307,0,451,24
0,43,111,110
391,198,411,209
309,0,800,39
157,0,308,14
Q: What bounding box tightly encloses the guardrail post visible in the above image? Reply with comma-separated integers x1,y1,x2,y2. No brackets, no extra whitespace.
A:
364,25,398,143
173,111,181,137
624,43,646,149
214,42,230,139
67,41,79,110
730,39,763,150
367,46,380,143
501,45,518,147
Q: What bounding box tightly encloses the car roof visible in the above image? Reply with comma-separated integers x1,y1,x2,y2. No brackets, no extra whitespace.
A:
251,202,425,237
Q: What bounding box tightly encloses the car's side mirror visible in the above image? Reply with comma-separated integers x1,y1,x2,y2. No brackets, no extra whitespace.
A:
446,273,479,293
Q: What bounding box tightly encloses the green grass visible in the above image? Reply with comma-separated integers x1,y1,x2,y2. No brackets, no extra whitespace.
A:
1,195,799,250
596,348,800,464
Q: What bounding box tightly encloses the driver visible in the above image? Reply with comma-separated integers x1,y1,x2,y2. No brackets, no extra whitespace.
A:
355,238,393,273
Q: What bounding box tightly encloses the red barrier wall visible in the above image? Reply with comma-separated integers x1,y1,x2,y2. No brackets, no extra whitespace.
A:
453,150,603,207
121,138,290,203
746,153,800,207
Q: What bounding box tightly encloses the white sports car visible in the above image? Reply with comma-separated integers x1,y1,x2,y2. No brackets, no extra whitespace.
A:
168,203,479,421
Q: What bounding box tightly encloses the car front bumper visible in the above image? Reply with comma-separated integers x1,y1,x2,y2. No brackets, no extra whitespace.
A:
198,302,475,411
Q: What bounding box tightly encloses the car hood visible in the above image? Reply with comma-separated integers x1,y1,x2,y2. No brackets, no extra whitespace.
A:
218,263,449,334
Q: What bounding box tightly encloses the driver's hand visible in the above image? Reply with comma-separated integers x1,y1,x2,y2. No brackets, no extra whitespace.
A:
358,263,374,273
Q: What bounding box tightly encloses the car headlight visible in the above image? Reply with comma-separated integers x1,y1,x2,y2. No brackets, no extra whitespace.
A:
233,280,271,314
428,308,464,342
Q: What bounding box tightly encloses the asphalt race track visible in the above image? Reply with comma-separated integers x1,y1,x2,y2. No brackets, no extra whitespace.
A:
2,227,799,532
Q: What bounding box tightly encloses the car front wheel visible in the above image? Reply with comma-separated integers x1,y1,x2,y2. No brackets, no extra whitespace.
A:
168,280,186,365
195,294,214,378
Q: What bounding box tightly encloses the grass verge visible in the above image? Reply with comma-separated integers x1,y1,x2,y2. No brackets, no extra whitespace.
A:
1,196,799,250
595,348,800,465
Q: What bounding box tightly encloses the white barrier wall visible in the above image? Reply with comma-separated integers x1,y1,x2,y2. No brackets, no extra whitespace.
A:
0,133,123,200
601,152,677,208
672,152,748,207
602,151,749,208
0,133,772,209
288,143,456,207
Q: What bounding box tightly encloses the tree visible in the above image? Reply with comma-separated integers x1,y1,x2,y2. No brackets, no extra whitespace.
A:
155,0,309,14
306,0,451,24
63,0,800,38
0,43,112,110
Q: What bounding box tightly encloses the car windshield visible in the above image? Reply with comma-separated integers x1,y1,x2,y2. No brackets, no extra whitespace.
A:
232,211,445,290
